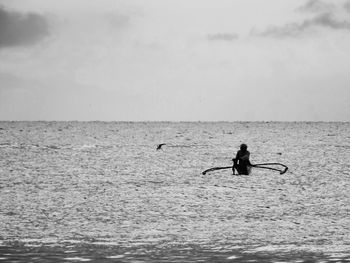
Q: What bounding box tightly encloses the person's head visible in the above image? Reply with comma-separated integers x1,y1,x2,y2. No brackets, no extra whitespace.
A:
240,143,248,151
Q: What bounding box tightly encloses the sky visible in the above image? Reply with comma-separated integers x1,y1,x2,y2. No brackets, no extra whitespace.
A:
0,0,350,121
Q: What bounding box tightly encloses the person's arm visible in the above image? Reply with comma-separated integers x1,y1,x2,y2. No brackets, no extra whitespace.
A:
232,151,239,174
232,151,239,164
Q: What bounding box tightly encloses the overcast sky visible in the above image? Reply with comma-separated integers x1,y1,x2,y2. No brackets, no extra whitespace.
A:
0,0,350,121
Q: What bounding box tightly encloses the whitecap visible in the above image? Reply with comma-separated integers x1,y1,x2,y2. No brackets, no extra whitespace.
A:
227,255,239,259
106,255,125,259
64,257,91,262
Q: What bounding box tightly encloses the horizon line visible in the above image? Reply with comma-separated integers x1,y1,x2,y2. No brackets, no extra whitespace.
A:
0,120,349,123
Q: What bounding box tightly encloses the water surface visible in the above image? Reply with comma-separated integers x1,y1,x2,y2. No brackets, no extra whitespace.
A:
0,122,349,262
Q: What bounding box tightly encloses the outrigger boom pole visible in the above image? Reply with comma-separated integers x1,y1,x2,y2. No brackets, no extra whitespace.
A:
252,163,288,175
202,166,233,175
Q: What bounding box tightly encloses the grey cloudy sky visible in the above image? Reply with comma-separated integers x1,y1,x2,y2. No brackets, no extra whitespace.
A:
0,0,350,121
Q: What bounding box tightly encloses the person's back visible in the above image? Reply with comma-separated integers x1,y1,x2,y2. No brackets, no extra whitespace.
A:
233,144,251,175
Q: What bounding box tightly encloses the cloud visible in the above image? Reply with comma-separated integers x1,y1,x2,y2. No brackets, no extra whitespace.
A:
254,12,350,38
0,71,43,92
104,12,129,28
207,33,238,41
344,1,350,13
0,6,49,48
252,1,350,38
0,72,22,90
297,0,335,13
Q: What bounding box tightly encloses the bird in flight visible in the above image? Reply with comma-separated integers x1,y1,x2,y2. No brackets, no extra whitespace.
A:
156,143,166,150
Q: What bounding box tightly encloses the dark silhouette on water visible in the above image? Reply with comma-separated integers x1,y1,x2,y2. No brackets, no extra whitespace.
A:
202,162,288,175
156,143,166,150
232,143,251,175
202,143,288,175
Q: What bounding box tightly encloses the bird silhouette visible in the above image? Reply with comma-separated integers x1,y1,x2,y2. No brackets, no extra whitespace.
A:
156,143,166,150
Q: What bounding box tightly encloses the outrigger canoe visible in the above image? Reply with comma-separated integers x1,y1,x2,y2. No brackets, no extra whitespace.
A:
202,163,288,175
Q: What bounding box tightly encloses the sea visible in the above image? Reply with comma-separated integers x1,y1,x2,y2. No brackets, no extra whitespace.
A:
0,121,349,263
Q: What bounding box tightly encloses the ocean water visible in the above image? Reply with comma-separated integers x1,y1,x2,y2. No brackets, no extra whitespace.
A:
0,121,349,262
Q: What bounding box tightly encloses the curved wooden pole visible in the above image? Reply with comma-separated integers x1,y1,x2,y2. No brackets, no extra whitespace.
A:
253,162,288,168
251,165,288,174
202,166,233,175
252,163,288,174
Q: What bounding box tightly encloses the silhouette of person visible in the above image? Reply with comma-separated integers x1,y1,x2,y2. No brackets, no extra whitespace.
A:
232,143,251,175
